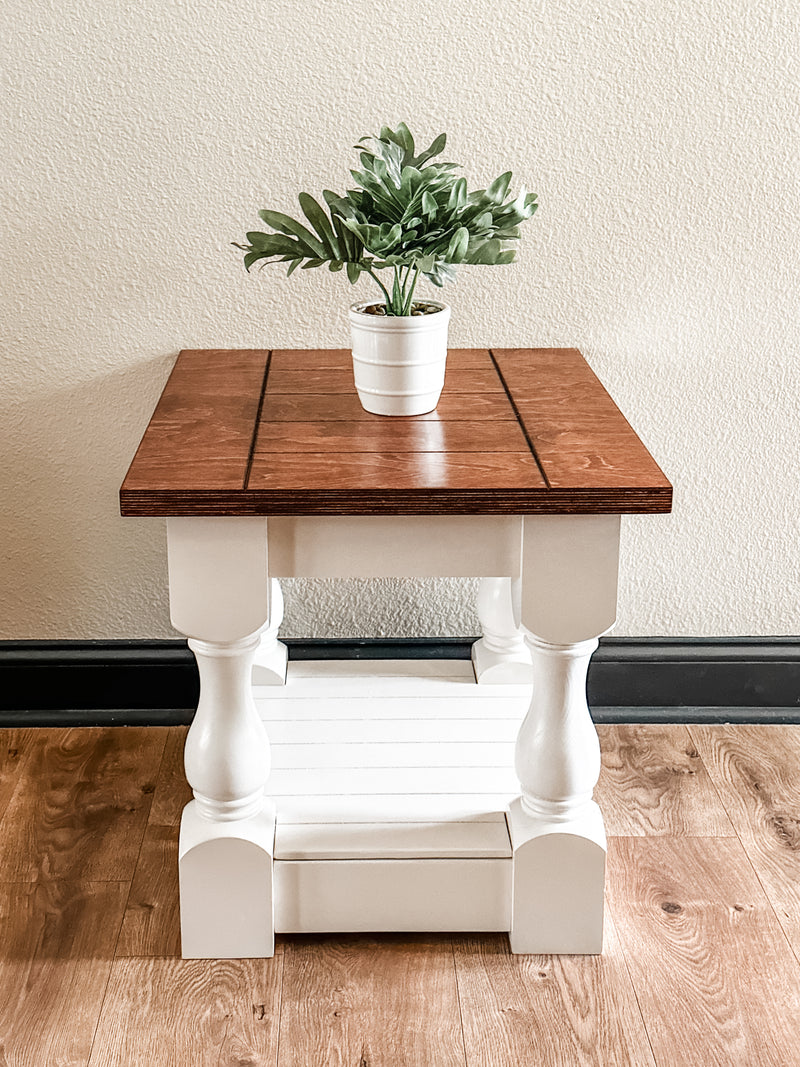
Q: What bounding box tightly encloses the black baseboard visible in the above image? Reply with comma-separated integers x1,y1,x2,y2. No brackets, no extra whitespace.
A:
0,637,798,727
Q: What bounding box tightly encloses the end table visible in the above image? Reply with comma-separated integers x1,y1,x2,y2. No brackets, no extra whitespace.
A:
121,346,671,958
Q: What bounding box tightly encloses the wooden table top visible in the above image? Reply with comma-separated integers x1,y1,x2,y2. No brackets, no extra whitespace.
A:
119,348,672,516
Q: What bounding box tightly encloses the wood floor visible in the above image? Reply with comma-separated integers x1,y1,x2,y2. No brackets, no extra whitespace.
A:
2,717,800,1065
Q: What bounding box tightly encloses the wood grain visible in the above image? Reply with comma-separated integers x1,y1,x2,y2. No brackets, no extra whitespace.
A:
254,419,528,454
493,348,672,491
0,879,128,1066
278,935,466,1067
120,349,268,491
258,390,515,423
607,836,800,1067
116,727,190,957
88,955,284,1066
247,450,545,491
0,729,33,823
689,725,800,956
596,724,734,836
0,727,165,882
120,347,672,516
454,918,655,1067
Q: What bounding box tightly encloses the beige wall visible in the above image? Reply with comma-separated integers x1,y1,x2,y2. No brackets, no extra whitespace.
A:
1,0,798,639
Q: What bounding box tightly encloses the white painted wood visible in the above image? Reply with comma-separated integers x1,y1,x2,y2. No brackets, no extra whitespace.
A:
472,577,533,684
265,717,523,745
252,578,288,685
285,659,475,680
267,515,522,578
519,515,620,645
275,795,514,824
270,741,515,770
275,817,511,860
514,635,602,824
507,797,606,954
179,802,276,958
505,513,620,954
167,516,276,958
267,766,518,797
274,857,511,932
167,516,269,642
256,693,528,720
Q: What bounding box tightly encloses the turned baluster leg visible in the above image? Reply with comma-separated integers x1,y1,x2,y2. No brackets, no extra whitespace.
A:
167,516,276,959
252,578,288,685
508,515,620,954
471,577,533,683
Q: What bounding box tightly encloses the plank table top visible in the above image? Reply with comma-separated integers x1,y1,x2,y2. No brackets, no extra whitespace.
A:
119,348,672,516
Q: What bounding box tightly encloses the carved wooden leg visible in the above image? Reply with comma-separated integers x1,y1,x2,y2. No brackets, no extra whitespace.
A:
167,517,275,959
471,577,533,684
508,515,620,954
252,578,288,685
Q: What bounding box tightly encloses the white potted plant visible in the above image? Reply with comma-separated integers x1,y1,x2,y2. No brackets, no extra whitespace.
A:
236,123,538,416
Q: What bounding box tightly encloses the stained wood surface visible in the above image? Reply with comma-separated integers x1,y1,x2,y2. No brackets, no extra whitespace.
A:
1,721,800,1064
120,347,672,515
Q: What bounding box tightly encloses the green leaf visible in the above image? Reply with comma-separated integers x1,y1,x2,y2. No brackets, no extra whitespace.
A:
286,258,302,276
243,251,267,271
298,193,338,257
446,226,469,262
486,171,512,203
422,191,437,217
414,132,447,167
346,261,361,284
257,210,326,256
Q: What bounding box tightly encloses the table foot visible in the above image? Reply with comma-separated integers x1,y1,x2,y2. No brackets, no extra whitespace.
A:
179,801,276,958
472,577,533,684
507,796,605,953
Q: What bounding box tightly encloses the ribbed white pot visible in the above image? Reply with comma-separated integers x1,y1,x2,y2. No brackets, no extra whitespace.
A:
349,301,451,416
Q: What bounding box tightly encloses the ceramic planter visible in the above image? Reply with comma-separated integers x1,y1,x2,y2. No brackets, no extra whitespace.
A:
349,301,451,416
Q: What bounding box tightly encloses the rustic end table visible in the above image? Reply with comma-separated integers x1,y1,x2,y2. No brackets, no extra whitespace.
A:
120,346,671,959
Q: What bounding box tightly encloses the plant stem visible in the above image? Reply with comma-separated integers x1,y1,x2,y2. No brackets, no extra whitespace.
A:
365,268,393,309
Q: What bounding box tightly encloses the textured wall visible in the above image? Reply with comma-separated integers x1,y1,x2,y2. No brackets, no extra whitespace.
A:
1,0,798,639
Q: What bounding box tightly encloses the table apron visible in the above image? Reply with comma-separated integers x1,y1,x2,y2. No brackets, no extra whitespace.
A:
266,515,523,578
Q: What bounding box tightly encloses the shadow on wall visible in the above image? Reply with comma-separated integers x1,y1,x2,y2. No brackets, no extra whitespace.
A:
0,355,177,640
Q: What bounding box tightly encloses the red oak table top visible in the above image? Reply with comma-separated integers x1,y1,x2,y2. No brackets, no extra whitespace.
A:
119,348,672,516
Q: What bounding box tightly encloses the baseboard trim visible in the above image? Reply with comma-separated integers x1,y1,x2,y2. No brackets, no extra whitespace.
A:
1,637,798,727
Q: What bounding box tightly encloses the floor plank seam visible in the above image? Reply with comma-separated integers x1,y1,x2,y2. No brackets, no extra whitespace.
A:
604,898,660,1067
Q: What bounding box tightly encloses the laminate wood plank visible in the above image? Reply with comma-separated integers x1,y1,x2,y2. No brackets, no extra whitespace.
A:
116,728,190,957
254,419,528,454
595,724,735,837
121,349,268,492
258,391,515,423
0,729,33,824
0,879,128,1066
493,348,672,493
247,451,545,491
689,725,800,956
454,918,655,1067
607,836,800,1066
88,955,284,1066
0,726,165,882
278,935,466,1067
